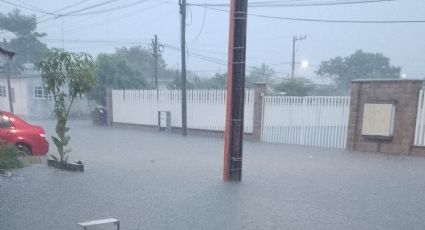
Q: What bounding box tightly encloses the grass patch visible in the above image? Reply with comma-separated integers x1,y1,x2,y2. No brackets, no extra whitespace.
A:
0,143,23,170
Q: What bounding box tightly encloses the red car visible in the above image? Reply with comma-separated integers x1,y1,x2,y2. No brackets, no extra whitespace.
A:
0,111,49,156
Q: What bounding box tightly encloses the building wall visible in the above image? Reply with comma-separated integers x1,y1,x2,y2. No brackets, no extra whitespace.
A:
346,80,423,155
12,78,28,116
26,77,55,118
0,74,94,119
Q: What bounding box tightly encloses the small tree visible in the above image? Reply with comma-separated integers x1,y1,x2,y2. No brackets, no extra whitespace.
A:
274,78,314,96
38,49,96,163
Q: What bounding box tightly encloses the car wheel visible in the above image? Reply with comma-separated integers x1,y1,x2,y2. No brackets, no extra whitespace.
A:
16,144,31,156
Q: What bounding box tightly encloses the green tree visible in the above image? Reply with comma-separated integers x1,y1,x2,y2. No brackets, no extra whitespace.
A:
0,9,48,70
38,49,96,163
89,53,146,105
115,46,168,84
246,63,275,88
274,78,314,96
167,69,195,89
193,72,227,89
316,50,401,90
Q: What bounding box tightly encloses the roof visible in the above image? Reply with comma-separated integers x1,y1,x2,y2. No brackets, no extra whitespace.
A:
0,47,15,58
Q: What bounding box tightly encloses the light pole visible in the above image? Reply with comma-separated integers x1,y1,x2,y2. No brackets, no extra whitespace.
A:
0,47,15,113
291,35,307,78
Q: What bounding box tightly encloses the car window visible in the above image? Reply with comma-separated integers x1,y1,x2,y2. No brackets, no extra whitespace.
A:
0,115,12,128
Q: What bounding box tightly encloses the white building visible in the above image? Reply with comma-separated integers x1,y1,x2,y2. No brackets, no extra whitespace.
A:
0,63,94,119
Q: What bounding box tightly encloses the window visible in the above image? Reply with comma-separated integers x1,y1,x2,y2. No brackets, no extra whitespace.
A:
0,114,12,128
0,85,6,97
33,86,51,99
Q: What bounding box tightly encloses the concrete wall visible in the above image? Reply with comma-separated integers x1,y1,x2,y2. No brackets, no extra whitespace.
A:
346,79,423,155
0,75,94,119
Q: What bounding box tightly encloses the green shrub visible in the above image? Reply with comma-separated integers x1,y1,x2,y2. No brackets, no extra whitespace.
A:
0,143,23,169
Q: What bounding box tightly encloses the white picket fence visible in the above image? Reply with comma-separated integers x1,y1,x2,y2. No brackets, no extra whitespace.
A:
261,96,351,149
112,89,254,132
414,90,425,146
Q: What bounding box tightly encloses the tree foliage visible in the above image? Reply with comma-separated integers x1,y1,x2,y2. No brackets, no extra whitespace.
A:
274,78,314,96
115,46,168,84
0,9,48,70
246,63,275,88
38,49,96,163
89,53,146,105
316,50,401,90
88,46,166,104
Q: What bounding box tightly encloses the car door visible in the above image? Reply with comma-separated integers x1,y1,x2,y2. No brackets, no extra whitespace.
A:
0,113,15,143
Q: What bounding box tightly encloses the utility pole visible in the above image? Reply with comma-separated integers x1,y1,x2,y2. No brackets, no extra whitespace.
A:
223,0,248,181
152,34,158,88
0,47,15,113
291,35,307,78
6,59,13,113
179,0,187,136
152,34,164,96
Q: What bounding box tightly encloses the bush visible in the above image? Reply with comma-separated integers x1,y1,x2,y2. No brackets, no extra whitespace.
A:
0,143,23,170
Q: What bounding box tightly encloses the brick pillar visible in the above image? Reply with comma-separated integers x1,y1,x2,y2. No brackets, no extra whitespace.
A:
252,83,267,142
106,88,113,127
346,80,423,155
346,82,361,150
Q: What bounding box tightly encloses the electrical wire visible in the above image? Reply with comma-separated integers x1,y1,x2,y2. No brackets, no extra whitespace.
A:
37,0,122,24
0,0,60,16
191,0,207,42
61,0,155,17
40,38,151,45
62,0,171,33
37,0,91,20
199,6,425,24
188,0,398,7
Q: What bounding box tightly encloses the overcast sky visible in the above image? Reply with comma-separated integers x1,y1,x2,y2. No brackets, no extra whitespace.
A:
1,0,424,81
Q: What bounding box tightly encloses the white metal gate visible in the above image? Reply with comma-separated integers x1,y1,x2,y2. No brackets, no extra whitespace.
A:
261,96,350,149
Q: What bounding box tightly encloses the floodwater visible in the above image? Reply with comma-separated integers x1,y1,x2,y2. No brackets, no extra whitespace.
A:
1,120,425,230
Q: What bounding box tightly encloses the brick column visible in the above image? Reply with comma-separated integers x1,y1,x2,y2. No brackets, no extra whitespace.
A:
252,83,267,142
346,82,361,150
346,80,422,155
106,88,113,127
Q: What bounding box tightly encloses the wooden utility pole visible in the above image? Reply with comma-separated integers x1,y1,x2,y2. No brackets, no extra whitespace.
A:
6,60,13,113
152,34,159,89
223,0,248,181
179,0,187,136
0,47,15,113
291,35,307,78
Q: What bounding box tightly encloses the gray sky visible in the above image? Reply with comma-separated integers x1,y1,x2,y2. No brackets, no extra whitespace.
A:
1,0,425,81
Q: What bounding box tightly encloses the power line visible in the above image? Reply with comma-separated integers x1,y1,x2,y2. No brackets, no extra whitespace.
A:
37,0,122,24
62,0,156,17
163,43,227,65
191,0,207,41
61,0,171,33
198,6,425,24
37,0,91,20
188,0,398,7
40,38,151,45
0,0,60,16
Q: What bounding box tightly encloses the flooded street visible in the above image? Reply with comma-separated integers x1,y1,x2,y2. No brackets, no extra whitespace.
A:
1,120,425,230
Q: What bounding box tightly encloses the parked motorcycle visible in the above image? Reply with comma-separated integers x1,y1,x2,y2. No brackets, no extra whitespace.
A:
92,105,107,126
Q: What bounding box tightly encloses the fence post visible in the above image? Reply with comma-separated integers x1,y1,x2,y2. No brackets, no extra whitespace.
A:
106,87,113,127
252,83,267,142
